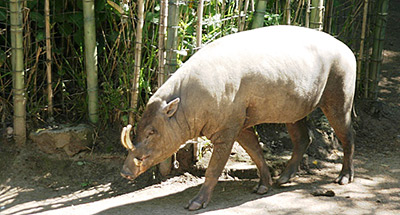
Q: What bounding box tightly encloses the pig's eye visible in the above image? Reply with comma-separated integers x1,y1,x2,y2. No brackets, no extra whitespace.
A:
146,129,155,138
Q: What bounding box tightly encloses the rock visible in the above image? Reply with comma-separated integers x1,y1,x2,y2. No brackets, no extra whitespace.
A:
29,124,94,156
311,189,335,197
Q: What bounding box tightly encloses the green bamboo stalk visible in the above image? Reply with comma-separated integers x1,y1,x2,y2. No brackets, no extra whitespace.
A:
368,0,389,99
310,0,324,31
158,0,168,88
83,0,98,124
284,0,291,25
10,0,26,144
237,0,243,31
323,0,333,34
129,0,144,124
306,0,311,28
252,0,268,29
45,0,53,117
196,0,204,48
160,0,180,177
165,0,179,77
357,0,369,96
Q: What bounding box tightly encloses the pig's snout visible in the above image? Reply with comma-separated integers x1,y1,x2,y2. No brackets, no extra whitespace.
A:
120,166,135,180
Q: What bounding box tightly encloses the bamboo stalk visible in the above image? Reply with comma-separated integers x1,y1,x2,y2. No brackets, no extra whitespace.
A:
160,0,180,177
83,0,98,124
45,0,53,117
237,0,243,31
284,0,291,25
324,0,333,34
252,0,268,29
310,0,324,31
196,0,204,48
221,0,226,37
305,0,311,28
165,0,179,77
129,0,145,124
158,0,168,88
240,0,250,31
357,0,369,96
368,0,389,99
10,0,26,144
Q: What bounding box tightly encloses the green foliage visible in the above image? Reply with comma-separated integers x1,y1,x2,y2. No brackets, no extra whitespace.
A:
0,0,287,129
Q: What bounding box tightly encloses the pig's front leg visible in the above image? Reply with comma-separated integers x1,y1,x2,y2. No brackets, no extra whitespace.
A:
185,139,234,211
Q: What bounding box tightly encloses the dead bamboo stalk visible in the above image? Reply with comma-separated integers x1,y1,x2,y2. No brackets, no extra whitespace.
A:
129,0,145,124
158,0,168,88
45,0,53,117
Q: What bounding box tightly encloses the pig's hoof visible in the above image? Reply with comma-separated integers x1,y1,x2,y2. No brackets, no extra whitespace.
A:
185,198,209,211
335,173,353,185
275,175,291,186
253,185,269,194
185,201,204,211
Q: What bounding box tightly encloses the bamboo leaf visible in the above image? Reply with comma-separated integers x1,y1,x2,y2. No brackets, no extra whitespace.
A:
0,11,6,22
68,12,84,28
30,11,45,28
107,0,125,15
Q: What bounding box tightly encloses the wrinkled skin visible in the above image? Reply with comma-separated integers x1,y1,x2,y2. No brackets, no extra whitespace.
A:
120,26,356,211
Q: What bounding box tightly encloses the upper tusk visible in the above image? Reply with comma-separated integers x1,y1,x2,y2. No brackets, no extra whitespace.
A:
121,127,129,149
125,124,135,151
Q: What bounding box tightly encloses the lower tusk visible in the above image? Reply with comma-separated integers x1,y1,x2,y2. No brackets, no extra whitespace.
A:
133,158,142,166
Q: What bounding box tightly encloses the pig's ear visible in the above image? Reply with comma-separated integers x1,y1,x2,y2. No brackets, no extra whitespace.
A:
163,98,180,118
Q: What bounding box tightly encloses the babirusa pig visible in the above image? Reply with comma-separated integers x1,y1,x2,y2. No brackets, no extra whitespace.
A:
120,25,356,211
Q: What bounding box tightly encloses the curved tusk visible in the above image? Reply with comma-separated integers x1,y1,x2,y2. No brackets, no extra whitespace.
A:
125,124,135,151
133,158,142,166
121,127,129,149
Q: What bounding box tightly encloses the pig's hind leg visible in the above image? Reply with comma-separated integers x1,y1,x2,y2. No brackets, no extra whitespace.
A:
237,127,272,194
276,118,312,185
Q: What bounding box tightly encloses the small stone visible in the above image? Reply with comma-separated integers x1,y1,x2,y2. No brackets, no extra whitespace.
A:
311,189,335,197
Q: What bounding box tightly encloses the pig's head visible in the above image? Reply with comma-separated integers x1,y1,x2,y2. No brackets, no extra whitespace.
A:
120,98,184,180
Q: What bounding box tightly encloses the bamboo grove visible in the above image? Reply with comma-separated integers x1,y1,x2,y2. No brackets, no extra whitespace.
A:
0,0,389,144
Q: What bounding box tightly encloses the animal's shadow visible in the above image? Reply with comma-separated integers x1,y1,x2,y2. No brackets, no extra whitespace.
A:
94,179,333,215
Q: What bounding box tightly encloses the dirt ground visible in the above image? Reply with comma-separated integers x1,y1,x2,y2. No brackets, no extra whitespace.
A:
1,2,400,215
